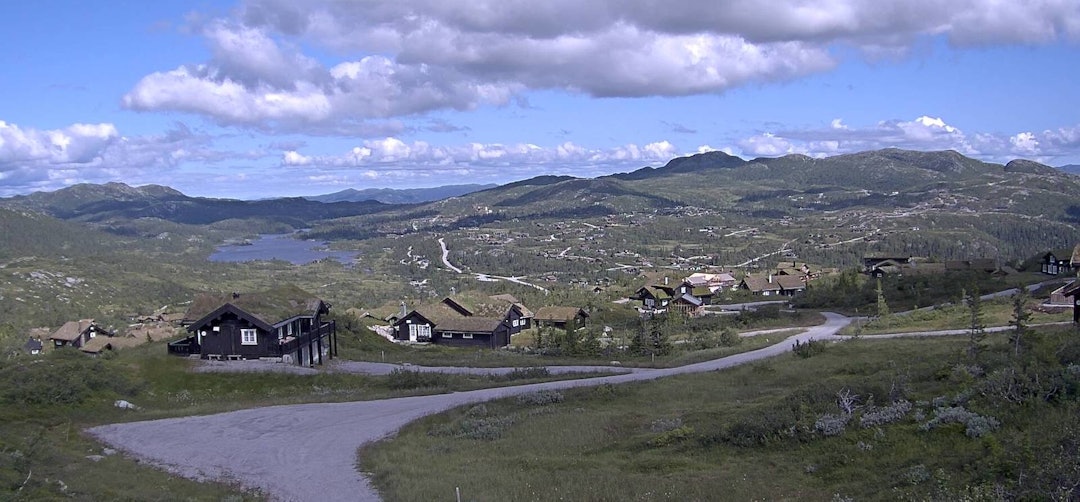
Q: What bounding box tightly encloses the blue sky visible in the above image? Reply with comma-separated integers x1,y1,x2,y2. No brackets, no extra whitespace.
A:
1,0,1078,198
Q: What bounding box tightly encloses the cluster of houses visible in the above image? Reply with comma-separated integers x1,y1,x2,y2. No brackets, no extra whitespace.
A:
862,256,1005,278
25,245,1080,364
630,265,821,316
391,295,588,349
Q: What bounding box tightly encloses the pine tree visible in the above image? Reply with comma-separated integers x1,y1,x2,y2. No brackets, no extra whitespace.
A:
875,279,891,328
1009,289,1031,357
966,287,986,360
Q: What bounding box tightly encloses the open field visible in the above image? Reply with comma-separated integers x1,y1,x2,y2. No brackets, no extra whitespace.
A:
362,325,1080,501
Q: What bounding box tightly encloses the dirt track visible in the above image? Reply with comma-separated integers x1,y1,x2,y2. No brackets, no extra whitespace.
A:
88,313,851,501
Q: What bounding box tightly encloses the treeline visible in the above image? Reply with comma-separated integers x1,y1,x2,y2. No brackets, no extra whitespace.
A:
793,269,1018,313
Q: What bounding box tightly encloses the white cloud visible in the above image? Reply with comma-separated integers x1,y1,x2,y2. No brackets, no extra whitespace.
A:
734,116,1080,165
125,0,1080,132
1010,132,1040,155
0,120,268,196
282,150,312,165
275,137,690,186
0,120,118,165
738,133,801,157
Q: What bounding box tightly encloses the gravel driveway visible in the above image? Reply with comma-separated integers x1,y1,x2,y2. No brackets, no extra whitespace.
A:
89,313,852,501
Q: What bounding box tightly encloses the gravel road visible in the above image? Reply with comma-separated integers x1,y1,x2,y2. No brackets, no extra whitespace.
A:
89,313,853,501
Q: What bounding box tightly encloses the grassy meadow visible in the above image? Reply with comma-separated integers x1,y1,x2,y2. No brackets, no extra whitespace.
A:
0,322,621,501
361,326,1080,501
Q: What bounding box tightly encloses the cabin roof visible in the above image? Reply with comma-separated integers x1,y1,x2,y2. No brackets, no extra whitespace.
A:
182,285,325,326
49,319,94,341
534,306,588,322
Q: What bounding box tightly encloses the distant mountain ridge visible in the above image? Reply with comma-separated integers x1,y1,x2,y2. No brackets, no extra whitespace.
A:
303,184,497,204
400,148,1080,230
0,182,395,227
3,149,1077,234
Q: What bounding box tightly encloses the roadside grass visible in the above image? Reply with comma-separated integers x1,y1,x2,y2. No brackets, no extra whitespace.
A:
0,339,614,500
842,297,1072,335
338,309,824,369
360,326,1080,501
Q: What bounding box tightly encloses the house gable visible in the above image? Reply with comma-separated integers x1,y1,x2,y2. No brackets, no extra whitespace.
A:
171,286,335,365
186,303,274,334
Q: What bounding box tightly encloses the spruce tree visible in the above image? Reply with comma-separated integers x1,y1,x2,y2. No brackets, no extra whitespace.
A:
966,287,986,360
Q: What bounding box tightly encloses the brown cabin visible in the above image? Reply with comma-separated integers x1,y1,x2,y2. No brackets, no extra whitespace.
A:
533,306,590,331
392,296,516,349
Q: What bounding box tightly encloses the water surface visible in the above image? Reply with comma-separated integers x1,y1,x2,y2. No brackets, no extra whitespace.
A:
209,234,359,265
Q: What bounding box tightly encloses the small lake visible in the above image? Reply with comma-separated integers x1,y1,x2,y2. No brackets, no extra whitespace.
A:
209,234,359,265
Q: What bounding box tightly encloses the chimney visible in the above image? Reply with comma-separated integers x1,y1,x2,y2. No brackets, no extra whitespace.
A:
768,273,773,284
400,301,407,318
664,277,669,285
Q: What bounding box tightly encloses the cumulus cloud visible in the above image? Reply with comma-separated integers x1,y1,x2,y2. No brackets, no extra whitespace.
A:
123,0,1080,133
0,120,266,196
734,116,1080,164
271,137,691,186
0,120,118,165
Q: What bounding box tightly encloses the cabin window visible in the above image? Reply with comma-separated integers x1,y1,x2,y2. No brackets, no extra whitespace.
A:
241,329,257,345
462,333,474,339
409,324,431,341
441,332,453,338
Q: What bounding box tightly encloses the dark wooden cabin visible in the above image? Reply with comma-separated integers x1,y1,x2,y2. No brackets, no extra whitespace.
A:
533,306,590,330
393,296,513,348
169,285,336,366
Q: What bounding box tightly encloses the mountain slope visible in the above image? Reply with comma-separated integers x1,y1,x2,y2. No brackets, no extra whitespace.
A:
0,183,398,227
304,184,497,204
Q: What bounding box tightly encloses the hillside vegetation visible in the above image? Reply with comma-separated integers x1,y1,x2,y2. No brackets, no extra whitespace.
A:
363,326,1080,501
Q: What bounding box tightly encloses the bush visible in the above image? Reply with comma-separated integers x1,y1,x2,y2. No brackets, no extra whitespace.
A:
648,426,695,448
516,390,564,406
430,415,516,441
649,417,683,433
814,413,850,437
793,339,826,358
918,406,1000,438
859,400,913,428
387,369,447,390
718,328,741,347
723,406,801,446
502,367,550,380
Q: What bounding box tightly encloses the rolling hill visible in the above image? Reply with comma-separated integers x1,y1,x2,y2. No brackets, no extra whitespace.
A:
303,184,497,204
0,182,398,227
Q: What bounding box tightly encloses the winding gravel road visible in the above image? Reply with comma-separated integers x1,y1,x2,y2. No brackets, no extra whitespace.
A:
89,314,854,501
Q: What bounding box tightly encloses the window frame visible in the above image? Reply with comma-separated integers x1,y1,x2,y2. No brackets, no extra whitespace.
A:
240,328,258,345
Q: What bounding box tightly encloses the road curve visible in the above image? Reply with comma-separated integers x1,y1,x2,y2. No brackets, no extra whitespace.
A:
88,314,851,502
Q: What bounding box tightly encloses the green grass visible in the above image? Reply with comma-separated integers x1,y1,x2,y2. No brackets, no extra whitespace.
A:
0,335,618,500
360,326,1080,501
843,297,1072,335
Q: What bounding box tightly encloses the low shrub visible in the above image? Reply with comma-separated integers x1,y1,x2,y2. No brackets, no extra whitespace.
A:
430,415,516,441
918,406,1000,438
502,367,550,380
814,413,850,437
793,339,826,358
859,400,913,428
648,425,695,448
387,369,447,390
649,417,684,433
516,390,564,406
